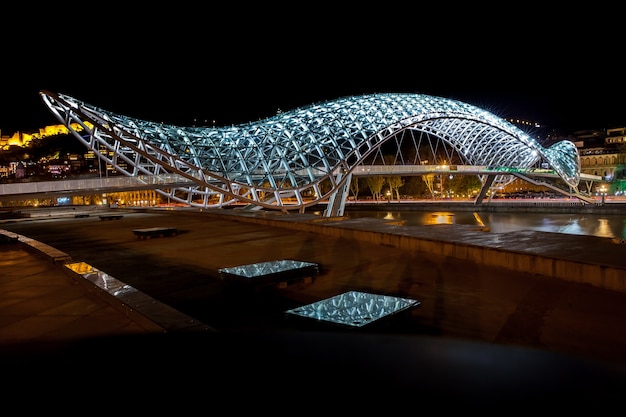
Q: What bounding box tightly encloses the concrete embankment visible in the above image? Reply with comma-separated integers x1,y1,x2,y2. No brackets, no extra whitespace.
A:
4,205,626,294
198,208,626,294
342,200,626,214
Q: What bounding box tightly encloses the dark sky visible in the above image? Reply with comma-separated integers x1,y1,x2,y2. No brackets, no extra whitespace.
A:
2,6,624,136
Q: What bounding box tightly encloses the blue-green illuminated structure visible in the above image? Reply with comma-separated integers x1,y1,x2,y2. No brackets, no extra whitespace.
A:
40,91,590,215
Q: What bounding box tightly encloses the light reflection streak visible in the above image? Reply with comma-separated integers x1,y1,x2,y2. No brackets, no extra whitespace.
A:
346,210,626,238
425,212,455,225
473,212,485,227
595,218,614,238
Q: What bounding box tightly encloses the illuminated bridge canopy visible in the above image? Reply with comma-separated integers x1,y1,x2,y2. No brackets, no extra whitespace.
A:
40,91,581,214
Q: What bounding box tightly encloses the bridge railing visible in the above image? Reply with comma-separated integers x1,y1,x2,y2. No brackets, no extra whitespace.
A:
0,174,195,198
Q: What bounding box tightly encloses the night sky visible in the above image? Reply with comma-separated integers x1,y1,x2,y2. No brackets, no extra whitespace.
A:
2,6,624,136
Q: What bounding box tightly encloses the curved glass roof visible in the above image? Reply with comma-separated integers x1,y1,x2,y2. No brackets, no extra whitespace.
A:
40,91,581,211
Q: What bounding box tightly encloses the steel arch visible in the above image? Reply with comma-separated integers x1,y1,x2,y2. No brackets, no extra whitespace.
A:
40,91,581,213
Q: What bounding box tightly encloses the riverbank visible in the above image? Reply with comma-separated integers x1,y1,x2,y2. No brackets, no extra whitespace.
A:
3,197,626,220
340,199,626,214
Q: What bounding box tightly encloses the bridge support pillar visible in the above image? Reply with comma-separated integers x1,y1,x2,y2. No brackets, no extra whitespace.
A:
475,174,496,205
324,172,351,217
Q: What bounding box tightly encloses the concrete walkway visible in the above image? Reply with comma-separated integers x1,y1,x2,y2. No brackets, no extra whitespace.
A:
3,207,626,407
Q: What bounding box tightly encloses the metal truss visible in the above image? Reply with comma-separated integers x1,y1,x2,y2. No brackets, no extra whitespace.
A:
40,91,584,215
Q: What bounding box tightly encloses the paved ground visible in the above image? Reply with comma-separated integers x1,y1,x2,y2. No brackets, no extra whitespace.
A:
0,243,155,342
3,207,626,407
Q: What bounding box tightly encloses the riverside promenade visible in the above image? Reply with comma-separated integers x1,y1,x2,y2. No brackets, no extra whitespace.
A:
3,205,626,407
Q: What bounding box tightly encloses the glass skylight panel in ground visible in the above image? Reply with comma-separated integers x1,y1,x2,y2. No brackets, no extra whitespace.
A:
219,260,318,278
218,260,319,286
285,291,421,328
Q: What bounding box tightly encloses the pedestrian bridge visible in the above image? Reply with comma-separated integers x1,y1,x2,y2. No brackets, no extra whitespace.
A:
0,166,602,206
36,90,598,216
0,174,195,202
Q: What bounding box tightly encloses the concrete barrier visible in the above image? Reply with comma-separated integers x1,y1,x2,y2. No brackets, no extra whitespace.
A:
195,210,626,294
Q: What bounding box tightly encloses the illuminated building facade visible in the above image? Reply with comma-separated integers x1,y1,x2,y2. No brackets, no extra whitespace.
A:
0,123,84,150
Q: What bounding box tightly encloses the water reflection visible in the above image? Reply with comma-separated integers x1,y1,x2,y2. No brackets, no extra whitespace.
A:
595,218,614,238
473,212,486,227
383,212,395,221
343,210,626,239
426,212,455,225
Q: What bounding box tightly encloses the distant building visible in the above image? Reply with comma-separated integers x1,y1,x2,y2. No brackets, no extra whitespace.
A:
574,128,626,194
0,122,92,150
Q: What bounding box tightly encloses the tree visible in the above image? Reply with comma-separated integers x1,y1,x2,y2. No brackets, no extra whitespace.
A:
423,174,436,199
450,175,482,197
366,176,385,201
386,176,405,200
349,175,360,200
402,177,429,198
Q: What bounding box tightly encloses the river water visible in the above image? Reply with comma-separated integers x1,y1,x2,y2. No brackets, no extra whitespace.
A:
340,209,626,239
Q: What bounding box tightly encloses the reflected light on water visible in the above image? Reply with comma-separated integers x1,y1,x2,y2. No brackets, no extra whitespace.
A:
383,212,395,220
426,212,455,225
554,219,583,235
595,218,615,238
341,209,626,238
473,212,486,227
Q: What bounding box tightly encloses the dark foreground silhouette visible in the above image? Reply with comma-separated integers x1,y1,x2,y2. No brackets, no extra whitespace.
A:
3,331,626,409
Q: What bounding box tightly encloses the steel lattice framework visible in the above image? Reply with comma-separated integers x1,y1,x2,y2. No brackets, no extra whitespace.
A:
40,91,581,214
